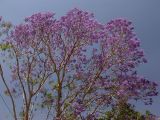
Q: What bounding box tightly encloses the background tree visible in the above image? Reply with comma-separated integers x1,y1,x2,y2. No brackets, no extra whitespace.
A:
98,103,156,120
0,9,158,120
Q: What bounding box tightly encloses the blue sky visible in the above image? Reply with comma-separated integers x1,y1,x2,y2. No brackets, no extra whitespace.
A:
0,0,160,119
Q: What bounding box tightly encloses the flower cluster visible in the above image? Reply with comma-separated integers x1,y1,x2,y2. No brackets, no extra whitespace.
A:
73,99,85,115
60,8,102,43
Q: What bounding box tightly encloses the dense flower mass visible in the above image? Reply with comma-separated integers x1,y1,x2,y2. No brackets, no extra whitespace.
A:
0,8,158,120
60,8,102,43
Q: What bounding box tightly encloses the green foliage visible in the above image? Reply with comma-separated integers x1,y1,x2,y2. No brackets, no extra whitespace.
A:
46,93,52,99
64,112,76,120
19,111,24,118
98,103,155,120
0,43,12,51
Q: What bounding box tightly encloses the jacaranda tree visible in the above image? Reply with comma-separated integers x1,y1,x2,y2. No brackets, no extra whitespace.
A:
0,8,158,120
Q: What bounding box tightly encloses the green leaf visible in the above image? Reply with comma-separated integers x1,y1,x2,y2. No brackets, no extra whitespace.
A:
46,93,52,99
0,43,12,51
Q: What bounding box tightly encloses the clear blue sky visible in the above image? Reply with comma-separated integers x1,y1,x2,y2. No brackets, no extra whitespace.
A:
0,0,160,119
